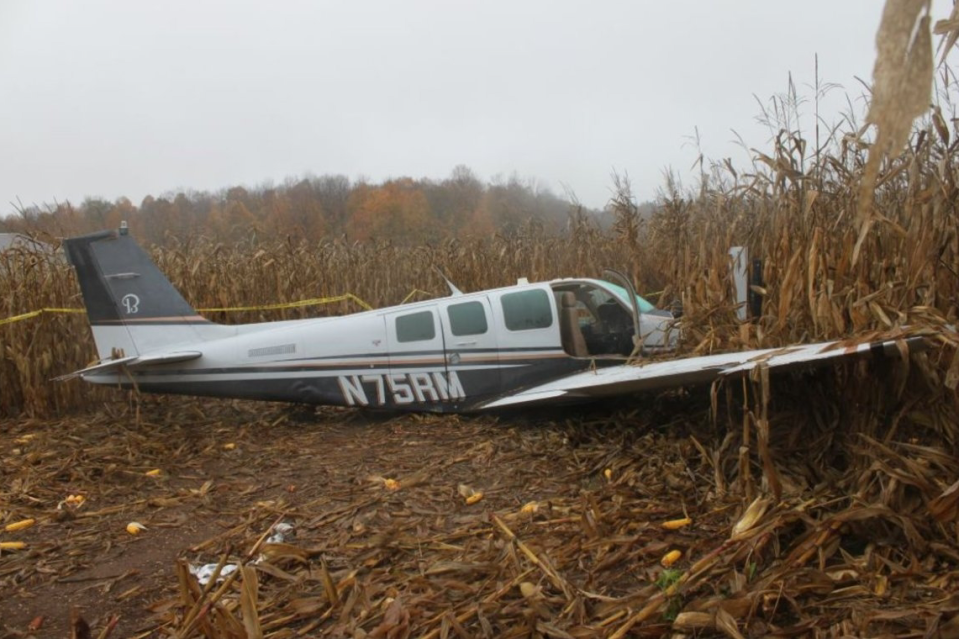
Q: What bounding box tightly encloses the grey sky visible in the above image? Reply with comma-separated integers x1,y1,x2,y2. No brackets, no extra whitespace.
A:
0,1,947,216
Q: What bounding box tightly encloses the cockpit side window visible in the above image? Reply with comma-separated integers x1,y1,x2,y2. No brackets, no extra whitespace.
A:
501,289,553,331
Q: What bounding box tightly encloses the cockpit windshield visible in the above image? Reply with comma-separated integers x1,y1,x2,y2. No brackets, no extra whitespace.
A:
600,281,657,314
551,280,674,359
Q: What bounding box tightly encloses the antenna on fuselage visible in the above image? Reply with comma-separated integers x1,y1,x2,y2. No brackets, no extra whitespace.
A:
433,266,464,296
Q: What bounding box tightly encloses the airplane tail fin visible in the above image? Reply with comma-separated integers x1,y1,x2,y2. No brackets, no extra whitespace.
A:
63,224,220,360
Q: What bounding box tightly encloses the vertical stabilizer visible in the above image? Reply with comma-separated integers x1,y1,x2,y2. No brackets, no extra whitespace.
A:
64,226,215,360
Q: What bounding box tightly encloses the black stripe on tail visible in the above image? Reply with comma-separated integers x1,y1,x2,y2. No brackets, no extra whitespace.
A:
63,227,207,325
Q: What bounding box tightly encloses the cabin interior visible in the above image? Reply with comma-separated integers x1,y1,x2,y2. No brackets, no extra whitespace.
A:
551,283,637,358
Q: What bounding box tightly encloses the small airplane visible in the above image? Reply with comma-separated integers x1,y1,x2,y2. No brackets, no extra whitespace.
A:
59,223,928,412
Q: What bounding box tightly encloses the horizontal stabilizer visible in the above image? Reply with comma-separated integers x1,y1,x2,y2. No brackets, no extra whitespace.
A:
55,351,202,381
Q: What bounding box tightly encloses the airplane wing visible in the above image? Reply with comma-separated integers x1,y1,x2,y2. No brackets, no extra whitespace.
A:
54,351,203,381
480,334,929,410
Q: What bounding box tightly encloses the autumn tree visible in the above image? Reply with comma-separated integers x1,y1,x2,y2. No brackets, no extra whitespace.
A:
0,169,588,245
346,179,432,242
311,174,351,233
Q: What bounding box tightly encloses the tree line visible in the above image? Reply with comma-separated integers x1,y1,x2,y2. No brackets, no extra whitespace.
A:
1,166,601,245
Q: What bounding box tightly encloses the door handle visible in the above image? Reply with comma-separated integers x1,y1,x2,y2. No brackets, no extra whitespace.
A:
456,341,477,346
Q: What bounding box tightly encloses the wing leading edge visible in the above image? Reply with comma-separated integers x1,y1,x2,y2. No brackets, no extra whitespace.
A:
480,335,929,410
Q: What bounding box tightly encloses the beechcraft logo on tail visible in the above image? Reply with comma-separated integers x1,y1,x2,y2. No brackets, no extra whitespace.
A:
338,372,465,406
121,294,140,314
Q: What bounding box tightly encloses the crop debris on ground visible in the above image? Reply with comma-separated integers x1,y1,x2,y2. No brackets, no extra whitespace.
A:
2,375,959,638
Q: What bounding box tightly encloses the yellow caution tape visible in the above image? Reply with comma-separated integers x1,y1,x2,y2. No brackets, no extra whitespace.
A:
0,310,42,326
0,294,377,326
198,293,373,313
399,289,434,305
2,287,665,326
0,308,85,327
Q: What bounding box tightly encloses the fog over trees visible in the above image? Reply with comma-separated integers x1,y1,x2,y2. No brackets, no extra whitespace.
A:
1,166,628,245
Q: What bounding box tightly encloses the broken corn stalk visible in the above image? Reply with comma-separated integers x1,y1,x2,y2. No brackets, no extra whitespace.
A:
662,517,692,530
0,541,27,550
661,549,682,567
4,518,35,532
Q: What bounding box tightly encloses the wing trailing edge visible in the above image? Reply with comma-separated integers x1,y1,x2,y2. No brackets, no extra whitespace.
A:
480,335,930,410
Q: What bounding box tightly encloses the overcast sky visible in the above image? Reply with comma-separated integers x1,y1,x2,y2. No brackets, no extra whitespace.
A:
0,1,951,216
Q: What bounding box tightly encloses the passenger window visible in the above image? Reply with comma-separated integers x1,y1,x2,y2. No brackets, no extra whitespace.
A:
501,289,553,331
396,310,436,342
448,301,488,336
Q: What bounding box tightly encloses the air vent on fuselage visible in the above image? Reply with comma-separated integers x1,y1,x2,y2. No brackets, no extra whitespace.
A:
248,344,297,358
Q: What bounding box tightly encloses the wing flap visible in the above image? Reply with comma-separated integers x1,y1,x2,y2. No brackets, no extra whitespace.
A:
480,335,929,410
481,389,569,409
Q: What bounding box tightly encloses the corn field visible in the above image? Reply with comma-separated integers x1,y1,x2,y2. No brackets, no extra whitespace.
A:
3,113,959,418
7,12,959,630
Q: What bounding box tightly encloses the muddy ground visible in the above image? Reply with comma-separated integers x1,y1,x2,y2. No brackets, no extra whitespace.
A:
2,392,958,638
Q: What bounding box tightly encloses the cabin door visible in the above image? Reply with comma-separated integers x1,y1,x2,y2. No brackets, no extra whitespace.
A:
439,296,501,401
384,305,454,409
